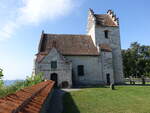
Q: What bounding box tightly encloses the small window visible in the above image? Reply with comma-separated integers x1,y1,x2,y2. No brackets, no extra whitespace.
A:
78,65,84,76
104,30,109,39
51,61,57,69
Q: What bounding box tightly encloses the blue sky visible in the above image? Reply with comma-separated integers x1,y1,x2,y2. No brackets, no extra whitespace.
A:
0,0,149,80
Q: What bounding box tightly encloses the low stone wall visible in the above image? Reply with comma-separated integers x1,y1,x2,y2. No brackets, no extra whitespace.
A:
0,80,55,113
125,78,150,84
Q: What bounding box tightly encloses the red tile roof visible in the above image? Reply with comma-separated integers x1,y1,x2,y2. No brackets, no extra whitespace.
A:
38,34,99,56
99,44,112,52
95,14,118,27
36,52,48,62
0,80,54,113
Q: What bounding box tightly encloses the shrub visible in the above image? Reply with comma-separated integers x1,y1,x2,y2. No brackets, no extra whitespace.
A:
0,68,4,79
0,68,4,87
0,73,44,98
0,80,4,87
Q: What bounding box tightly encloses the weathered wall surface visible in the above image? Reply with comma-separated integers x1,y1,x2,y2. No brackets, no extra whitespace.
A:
101,51,114,84
35,48,72,87
87,10,96,45
95,26,124,84
66,55,104,85
87,11,124,84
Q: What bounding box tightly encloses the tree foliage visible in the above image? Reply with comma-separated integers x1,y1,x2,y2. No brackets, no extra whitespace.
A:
0,68,4,87
0,73,44,98
122,42,150,78
0,68,3,79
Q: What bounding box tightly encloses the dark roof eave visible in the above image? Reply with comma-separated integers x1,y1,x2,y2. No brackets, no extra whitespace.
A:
96,23,119,27
101,50,112,52
63,54,99,56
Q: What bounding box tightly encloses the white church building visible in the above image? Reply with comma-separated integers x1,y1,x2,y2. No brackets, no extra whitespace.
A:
34,9,124,87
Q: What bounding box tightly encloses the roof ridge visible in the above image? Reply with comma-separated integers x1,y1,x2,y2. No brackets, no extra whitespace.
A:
44,33,90,36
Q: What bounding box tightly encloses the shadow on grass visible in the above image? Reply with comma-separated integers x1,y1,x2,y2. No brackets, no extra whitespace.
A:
48,86,119,113
62,92,80,113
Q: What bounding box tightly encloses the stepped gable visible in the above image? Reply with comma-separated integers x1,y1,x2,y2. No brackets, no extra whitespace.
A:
95,14,118,27
38,34,99,56
90,9,119,27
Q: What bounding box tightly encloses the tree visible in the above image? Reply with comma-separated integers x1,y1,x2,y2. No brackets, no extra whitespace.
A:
0,68,3,79
122,42,150,78
0,68,4,87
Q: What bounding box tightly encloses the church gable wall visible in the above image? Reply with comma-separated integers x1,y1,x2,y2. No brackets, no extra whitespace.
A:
36,48,72,87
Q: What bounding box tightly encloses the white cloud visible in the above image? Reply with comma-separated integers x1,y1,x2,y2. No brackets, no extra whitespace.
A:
20,0,74,24
0,21,18,40
0,0,77,40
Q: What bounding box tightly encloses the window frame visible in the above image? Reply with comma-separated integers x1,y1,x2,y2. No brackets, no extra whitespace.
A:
104,30,109,39
51,61,57,69
77,65,84,76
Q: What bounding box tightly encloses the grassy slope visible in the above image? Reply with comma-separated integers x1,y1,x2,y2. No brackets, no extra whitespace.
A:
63,86,150,113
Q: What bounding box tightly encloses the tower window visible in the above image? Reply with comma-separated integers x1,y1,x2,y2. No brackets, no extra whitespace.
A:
78,65,84,76
51,61,57,69
104,30,109,39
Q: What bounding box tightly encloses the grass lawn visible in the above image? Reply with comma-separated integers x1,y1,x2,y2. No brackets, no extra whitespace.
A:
62,86,150,113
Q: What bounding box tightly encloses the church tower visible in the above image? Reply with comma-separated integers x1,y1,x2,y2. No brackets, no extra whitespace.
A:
87,9,124,84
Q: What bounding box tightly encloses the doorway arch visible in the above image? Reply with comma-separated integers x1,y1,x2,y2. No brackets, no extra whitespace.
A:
51,73,58,87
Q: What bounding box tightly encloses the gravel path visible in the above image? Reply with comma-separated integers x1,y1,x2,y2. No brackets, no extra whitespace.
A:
62,88,81,92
